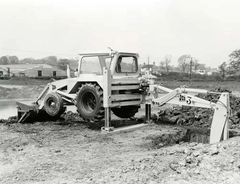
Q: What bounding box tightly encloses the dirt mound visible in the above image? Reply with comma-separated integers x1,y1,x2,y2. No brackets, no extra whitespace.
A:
158,87,240,129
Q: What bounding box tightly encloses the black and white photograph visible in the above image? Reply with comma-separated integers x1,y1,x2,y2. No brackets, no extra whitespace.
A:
0,0,240,183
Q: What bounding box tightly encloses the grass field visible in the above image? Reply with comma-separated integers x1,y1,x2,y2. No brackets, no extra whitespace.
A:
159,80,240,92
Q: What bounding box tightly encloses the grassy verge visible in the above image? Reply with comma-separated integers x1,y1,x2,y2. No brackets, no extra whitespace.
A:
158,80,240,92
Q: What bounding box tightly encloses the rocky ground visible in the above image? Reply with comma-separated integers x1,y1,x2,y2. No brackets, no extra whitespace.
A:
90,137,240,184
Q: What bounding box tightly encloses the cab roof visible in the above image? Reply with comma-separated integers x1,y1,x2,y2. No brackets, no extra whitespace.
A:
78,51,139,57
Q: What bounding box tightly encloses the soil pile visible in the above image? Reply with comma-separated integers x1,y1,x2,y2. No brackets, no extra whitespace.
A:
158,87,240,129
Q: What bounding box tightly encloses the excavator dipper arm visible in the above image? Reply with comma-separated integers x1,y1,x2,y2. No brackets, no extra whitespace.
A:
150,85,230,144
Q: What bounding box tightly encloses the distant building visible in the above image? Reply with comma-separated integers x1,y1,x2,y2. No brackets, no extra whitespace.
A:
193,69,206,75
141,62,160,75
0,64,67,77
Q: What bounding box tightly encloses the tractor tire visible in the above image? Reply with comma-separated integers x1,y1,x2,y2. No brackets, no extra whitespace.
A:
44,92,65,118
76,83,104,122
111,105,140,119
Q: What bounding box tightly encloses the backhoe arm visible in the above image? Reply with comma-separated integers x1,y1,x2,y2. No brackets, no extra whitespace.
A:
150,85,230,144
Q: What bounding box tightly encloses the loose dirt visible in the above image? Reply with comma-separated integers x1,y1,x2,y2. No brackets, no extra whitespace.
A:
0,116,240,184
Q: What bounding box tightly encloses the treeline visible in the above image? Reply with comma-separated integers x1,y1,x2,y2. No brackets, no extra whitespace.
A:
0,55,78,71
154,72,221,82
147,49,240,80
154,71,240,82
218,49,240,79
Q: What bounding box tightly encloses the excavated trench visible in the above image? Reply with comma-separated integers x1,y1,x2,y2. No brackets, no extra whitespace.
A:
146,123,240,150
144,125,210,150
183,127,210,143
183,127,240,144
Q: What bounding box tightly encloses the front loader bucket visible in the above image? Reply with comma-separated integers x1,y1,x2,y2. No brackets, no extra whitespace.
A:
16,101,39,123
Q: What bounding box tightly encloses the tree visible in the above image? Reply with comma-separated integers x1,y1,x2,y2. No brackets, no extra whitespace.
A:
8,56,19,64
19,57,35,64
218,62,227,79
193,59,199,71
57,59,70,70
178,55,191,73
159,61,165,72
160,55,171,74
0,56,9,65
42,56,58,65
68,58,79,70
229,49,240,70
198,63,206,70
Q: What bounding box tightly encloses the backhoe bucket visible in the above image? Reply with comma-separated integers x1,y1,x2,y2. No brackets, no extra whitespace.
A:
16,101,39,123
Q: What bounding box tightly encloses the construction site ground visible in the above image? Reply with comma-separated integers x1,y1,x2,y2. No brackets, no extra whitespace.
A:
1,79,240,183
1,116,240,184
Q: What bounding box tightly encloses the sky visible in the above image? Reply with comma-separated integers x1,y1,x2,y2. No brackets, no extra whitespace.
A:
0,0,240,68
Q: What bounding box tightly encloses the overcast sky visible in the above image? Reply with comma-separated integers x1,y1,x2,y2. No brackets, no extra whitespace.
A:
0,0,239,68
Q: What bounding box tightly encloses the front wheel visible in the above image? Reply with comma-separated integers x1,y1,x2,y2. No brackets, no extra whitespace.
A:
44,92,65,118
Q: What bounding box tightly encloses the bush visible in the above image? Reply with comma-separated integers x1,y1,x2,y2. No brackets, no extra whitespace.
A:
226,75,240,81
154,72,227,82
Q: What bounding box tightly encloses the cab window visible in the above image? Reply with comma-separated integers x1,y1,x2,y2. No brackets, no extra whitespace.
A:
80,56,102,75
115,56,138,73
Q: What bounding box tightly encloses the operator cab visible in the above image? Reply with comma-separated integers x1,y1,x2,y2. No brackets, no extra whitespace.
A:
111,52,139,77
77,51,139,77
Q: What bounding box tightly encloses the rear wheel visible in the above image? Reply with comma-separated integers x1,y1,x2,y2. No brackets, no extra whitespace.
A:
76,83,104,122
44,92,65,118
111,105,140,118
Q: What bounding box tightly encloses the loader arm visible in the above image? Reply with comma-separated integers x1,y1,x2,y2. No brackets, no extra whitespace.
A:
150,85,230,144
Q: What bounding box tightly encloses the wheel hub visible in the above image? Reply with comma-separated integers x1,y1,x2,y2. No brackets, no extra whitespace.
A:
50,102,56,108
48,100,56,109
82,92,96,113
